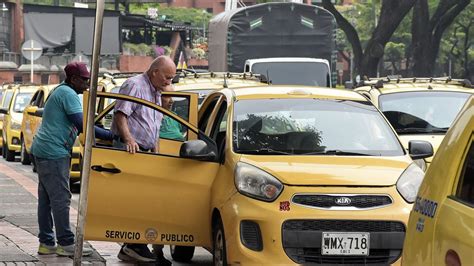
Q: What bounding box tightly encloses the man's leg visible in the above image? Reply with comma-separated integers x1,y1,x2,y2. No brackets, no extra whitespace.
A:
112,140,156,262
153,244,172,266
35,158,56,248
44,157,75,247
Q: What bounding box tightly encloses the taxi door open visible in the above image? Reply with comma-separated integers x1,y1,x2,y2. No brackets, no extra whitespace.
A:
83,91,219,247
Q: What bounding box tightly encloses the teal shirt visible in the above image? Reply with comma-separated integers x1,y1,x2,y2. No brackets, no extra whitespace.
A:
160,115,184,141
31,83,82,159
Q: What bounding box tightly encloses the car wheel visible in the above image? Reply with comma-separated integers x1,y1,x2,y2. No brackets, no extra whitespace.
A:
169,245,195,262
4,139,15,162
20,138,31,165
213,217,227,266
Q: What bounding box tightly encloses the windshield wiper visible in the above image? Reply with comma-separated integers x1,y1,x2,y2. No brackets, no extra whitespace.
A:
237,148,293,155
396,127,448,134
302,150,373,156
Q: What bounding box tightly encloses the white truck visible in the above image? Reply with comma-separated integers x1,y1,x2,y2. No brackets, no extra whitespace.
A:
209,2,337,87
244,57,332,87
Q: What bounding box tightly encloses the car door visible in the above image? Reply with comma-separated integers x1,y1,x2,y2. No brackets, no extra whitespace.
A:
83,91,220,247
23,90,43,149
433,137,474,265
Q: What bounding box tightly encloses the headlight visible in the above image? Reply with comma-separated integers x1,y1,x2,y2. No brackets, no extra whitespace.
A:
234,162,283,202
413,159,427,172
396,163,425,203
11,121,22,130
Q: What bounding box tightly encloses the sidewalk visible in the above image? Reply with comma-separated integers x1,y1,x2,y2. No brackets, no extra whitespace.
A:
0,160,129,265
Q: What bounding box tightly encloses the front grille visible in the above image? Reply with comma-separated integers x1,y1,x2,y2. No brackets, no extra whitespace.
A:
292,194,392,209
282,220,405,265
283,220,405,232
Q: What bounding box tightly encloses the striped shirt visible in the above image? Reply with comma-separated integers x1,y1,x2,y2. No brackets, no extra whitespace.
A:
111,73,163,150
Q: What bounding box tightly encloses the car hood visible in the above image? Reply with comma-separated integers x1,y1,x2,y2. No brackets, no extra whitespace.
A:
398,135,445,163
240,155,412,186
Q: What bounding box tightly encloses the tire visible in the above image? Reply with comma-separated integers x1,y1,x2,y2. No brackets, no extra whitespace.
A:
4,138,15,162
20,138,31,165
169,245,195,263
2,140,6,159
213,217,227,266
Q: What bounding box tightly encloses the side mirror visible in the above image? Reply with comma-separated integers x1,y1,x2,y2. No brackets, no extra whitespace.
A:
409,140,433,160
26,106,38,116
0,108,8,114
180,139,217,162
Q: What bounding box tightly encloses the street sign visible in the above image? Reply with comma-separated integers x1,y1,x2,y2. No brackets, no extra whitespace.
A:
21,40,43,61
21,40,43,83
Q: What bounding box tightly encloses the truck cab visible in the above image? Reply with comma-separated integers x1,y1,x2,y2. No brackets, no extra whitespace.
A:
244,57,331,87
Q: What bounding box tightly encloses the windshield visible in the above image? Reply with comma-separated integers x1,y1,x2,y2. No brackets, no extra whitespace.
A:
233,98,404,156
13,93,33,113
251,62,330,87
379,91,471,134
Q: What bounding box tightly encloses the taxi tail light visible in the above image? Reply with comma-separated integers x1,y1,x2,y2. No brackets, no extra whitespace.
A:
234,162,283,202
396,163,425,203
240,220,263,251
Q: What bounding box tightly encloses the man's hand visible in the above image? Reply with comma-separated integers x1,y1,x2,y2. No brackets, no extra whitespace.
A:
124,137,140,154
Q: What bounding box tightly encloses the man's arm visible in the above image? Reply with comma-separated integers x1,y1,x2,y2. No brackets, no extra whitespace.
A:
67,112,113,140
114,111,140,154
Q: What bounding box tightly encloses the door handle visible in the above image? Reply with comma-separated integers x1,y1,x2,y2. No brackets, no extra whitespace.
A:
91,165,121,174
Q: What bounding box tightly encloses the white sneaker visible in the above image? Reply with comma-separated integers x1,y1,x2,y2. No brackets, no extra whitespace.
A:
56,244,93,257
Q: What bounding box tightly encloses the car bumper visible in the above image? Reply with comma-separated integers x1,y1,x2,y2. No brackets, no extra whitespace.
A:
220,186,408,265
7,129,21,151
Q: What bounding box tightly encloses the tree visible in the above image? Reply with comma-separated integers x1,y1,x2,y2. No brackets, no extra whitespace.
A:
322,0,416,77
411,0,471,76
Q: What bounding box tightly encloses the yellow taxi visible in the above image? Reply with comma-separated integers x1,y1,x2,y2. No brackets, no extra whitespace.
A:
0,85,37,161
82,85,434,265
0,83,18,154
355,77,473,171
402,96,473,266
21,84,56,165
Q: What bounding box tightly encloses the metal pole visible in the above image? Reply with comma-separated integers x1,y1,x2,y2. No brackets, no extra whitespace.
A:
73,0,104,264
30,41,34,83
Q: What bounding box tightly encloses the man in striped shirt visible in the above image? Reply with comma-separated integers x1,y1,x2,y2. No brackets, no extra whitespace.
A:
111,56,176,265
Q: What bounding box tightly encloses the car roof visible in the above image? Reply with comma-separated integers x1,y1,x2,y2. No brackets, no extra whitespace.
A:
246,57,330,64
355,77,473,94
173,72,267,91
15,85,40,93
227,86,368,101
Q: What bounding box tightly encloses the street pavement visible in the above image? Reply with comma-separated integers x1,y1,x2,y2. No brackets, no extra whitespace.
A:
0,157,212,265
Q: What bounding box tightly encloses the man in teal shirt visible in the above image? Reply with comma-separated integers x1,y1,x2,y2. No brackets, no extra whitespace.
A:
32,62,112,257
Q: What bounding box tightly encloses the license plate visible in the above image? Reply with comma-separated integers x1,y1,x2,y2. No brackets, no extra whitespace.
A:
322,232,369,256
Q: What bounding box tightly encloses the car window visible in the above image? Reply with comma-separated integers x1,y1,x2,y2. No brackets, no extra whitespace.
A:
379,91,471,134
199,96,219,132
455,141,474,206
29,90,40,106
13,92,34,113
251,62,330,87
233,98,404,156
2,91,13,108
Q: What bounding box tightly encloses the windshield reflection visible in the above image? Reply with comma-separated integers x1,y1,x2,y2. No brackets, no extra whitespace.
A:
233,98,404,156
